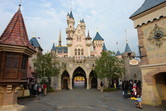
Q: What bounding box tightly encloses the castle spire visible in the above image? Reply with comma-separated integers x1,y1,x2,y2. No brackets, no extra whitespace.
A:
58,29,62,46
0,4,35,51
124,43,132,52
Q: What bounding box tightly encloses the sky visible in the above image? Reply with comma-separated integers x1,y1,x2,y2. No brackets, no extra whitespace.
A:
0,0,145,55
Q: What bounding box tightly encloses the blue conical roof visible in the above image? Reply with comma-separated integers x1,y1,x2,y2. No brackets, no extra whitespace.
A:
51,43,56,51
69,11,74,19
115,50,121,56
124,43,131,52
82,19,85,23
30,37,42,49
93,32,104,40
102,43,107,51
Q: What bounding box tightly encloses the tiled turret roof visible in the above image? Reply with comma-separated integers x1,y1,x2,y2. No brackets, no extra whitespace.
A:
93,32,104,40
115,50,121,56
124,43,132,52
30,37,43,51
0,7,35,51
69,11,74,19
102,43,107,51
130,0,166,18
51,43,56,51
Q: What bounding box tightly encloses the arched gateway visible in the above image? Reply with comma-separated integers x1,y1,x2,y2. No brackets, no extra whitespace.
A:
54,65,99,90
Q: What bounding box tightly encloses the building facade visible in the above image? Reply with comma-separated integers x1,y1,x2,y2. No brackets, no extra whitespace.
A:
130,0,166,106
51,11,107,90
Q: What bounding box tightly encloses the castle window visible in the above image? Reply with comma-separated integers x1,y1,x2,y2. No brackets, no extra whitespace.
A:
75,49,77,55
81,49,84,55
78,49,80,55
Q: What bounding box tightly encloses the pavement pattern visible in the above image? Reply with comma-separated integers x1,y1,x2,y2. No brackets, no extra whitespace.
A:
18,89,166,111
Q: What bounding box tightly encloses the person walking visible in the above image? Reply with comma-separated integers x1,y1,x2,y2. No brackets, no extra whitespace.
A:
100,81,104,93
33,83,38,96
136,81,143,109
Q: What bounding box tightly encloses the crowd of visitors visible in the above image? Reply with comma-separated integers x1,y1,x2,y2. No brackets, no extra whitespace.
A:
121,80,143,109
30,83,47,96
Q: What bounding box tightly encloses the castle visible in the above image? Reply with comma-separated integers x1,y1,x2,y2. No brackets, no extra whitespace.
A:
50,11,107,90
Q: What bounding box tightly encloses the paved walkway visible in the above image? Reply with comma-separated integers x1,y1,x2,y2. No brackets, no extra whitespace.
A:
19,89,166,111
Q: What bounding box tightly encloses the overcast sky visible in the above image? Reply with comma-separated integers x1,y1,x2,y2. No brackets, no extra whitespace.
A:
0,0,145,55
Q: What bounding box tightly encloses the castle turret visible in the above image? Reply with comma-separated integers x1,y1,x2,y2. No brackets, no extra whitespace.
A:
85,31,92,57
66,11,75,38
122,42,135,80
102,43,107,51
80,19,86,34
93,32,104,56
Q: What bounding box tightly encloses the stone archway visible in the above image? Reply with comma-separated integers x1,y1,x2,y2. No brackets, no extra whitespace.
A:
154,72,166,102
72,67,87,89
142,66,166,106
89,71,97,89
61,70,70,89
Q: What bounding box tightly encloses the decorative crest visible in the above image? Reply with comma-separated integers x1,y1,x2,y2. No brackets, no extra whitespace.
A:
148,24,166,47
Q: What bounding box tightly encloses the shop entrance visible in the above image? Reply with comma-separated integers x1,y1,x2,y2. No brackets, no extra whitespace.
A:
155,72,166,103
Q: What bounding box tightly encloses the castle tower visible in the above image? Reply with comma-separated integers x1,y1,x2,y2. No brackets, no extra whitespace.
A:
80,19,86,34
85,31,92,57
66,11,75,57
93,32,104,56
102,43,107,51
122,42,135,80
66,11,75,38
0,4,36,110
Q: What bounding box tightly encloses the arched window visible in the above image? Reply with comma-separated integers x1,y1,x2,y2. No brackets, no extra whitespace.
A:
78,49,80,55
75,49,77,55
81,49,84,55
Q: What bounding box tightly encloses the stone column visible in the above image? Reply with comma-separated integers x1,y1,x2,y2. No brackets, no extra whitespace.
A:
69,78,73,90
89,78,91,89
86,78,89,89
0,85,25,111
56,76,61,90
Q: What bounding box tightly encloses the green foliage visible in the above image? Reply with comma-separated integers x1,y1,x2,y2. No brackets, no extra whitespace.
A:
47,87,55,92
104,88,117,92
94,51,124,79
33,52,60,88
40,79,48,84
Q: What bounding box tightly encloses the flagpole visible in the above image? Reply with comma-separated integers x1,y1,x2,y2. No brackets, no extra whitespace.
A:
125,29,128,43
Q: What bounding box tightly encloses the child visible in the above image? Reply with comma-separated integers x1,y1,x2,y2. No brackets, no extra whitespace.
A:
136,95,142,109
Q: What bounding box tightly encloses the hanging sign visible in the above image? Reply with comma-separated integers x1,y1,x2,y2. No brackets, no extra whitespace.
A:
129,59,139,65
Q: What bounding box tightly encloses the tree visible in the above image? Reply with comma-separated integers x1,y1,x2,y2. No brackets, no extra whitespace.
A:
33,52,60,89
94,51,124,80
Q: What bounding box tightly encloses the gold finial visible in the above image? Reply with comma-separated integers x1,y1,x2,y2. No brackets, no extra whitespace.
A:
96,27,99,32
18,0,22,11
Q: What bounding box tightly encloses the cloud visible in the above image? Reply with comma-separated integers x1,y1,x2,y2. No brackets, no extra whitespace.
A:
0,0,145,54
